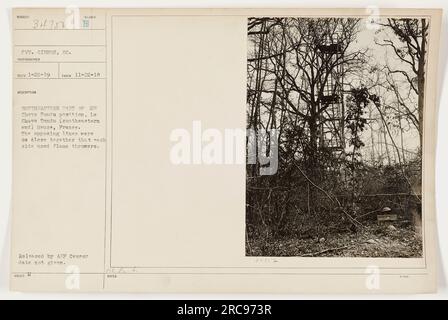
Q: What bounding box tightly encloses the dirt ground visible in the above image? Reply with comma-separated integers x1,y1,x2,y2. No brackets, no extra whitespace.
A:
247,224,422,257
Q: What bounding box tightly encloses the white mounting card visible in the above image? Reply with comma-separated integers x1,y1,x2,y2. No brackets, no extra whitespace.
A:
11,8,441,293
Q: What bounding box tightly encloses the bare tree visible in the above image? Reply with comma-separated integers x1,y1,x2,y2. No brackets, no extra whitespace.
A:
378,18,428,145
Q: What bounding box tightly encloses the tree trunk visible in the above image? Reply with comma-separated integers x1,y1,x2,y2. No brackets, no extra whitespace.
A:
417,18,426,148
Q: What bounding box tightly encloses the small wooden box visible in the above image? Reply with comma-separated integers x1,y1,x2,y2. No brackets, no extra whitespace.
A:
377,214,397,224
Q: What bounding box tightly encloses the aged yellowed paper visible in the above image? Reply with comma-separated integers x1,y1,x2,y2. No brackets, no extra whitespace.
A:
11,8,441,293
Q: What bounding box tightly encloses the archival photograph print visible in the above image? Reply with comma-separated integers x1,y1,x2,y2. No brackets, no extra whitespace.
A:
246,17,428,257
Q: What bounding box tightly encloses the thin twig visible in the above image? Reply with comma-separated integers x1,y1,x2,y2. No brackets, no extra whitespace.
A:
303,245,351,257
